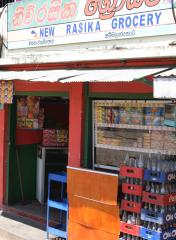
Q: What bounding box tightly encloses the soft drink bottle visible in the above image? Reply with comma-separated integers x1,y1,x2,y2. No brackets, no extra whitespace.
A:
138,154,144,168
145,181,150,192
122,211,128,222
154,204,159,212
146,156,151,170
124,153,129,166
157,224,162,232
150,183,155,193
155,184,160,194
136,214,141,225
151,159,156,171
131,212,136,225
127,213,132,224
160,183,166,194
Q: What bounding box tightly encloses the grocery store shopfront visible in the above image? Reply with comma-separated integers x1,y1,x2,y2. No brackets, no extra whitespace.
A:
0,0,176,239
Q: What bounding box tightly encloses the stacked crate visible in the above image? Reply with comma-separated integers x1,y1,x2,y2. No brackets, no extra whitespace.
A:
141,162,176,240
120,158,144,239
119,155,176,240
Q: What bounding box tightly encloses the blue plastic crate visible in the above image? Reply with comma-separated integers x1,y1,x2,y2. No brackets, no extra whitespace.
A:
141,209,176,225
140,226,176,240
144,169,176,183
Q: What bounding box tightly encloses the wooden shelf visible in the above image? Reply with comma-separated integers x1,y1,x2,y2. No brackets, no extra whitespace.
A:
94,164,118,171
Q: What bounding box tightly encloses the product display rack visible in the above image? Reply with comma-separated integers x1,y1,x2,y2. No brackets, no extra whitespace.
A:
92,100,176,172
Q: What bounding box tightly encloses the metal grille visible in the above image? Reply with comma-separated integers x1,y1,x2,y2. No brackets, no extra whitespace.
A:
0,0,15,8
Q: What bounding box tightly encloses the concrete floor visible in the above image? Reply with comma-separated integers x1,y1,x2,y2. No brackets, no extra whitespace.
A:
0,201,65,240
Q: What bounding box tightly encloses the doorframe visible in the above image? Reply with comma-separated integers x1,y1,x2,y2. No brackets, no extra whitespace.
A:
6,91,69,204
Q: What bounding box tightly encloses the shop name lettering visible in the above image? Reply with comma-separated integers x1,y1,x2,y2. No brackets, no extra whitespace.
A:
84,0,161,20
40,26,55,38
66,12,162,35
66,0,162,35
12,0,161,28
12,0,78,27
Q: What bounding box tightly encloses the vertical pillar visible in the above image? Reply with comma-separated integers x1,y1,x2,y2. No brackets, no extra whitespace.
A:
0,105,7,205
68,83,85,167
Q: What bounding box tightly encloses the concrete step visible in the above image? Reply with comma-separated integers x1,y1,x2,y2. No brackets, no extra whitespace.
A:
0,214,59,240
0,214,46,240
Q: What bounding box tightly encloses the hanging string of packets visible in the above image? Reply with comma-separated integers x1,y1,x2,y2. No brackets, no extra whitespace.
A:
0,80,13,104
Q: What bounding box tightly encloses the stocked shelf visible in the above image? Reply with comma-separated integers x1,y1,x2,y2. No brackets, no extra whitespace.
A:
93,100,176,171
94,163,118,171
95,143,176,155
95,100,170,107
96,123,176,132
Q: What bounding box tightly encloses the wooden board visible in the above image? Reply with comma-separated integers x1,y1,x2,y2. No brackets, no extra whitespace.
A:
69,194,120,234
67,167,118,205
68,221,119,240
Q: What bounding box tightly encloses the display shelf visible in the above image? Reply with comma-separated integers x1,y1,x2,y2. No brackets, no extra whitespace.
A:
95,144,176,155
95,100,169,107
94,163,118,171
96,123,176,132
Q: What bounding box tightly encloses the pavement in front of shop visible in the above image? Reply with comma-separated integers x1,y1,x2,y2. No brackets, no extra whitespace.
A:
0,214,47,240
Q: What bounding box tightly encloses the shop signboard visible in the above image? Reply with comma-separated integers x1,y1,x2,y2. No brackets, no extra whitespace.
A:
7,0,176,49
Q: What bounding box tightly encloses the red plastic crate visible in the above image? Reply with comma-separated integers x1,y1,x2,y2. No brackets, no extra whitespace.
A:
142,191,176,206
122,183,143,196
121,200,142,214
120,221,140,236
120,166,144,179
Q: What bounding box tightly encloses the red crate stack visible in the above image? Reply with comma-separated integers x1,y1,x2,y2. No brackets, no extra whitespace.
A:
119,155,144,239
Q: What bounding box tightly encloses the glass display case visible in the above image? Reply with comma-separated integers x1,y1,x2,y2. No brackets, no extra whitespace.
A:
92,100,176,171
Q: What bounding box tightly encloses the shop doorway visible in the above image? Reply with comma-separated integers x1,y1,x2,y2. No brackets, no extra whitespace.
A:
5,94,69,228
